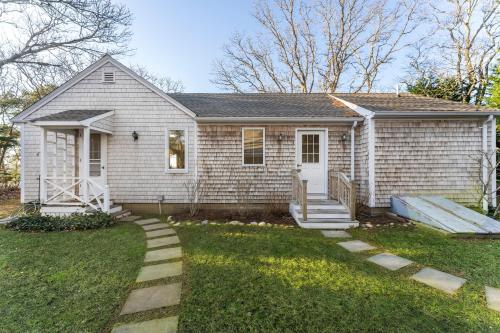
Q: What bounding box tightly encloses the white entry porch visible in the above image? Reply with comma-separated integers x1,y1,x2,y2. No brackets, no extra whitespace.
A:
32,110,116,215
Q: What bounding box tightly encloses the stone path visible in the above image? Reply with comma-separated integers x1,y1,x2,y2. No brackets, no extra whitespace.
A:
111,217,183,333
321,230,352,238
337,240,377,252
411,268,466,295
322,230,497,311
367,253,413,271
485,286,500,312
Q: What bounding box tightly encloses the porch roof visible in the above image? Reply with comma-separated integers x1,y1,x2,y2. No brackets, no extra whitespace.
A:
30,109,113,122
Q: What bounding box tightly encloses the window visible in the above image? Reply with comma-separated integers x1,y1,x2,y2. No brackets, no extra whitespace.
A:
102,71,115,83
166,129,187,172
89,134,101,176
301,134,319,163
242,128,265,165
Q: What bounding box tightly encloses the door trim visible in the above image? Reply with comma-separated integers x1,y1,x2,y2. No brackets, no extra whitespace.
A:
295,128,328,194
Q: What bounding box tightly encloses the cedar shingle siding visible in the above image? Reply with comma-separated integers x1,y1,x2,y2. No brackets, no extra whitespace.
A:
197,124,354,203
373,119,484,206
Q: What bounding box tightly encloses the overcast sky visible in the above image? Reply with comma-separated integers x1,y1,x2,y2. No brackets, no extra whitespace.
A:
119,0,409,93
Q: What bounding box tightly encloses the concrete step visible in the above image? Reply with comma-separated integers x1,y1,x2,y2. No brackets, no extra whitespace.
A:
296,212,351,219
307,193,328,200
109,204,123,214
112,209,131,219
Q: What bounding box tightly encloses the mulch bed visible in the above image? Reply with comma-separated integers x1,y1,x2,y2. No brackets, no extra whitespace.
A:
171,209,295,225
358,212,415,230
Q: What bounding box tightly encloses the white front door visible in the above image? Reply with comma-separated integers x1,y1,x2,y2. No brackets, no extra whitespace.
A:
89,133,107,188
296,130,327,194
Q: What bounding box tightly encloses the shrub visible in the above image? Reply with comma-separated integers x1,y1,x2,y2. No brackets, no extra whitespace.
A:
6,212,115,232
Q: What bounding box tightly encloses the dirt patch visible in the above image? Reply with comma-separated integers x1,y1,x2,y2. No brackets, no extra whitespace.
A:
358,212,415,230
171,209,295,225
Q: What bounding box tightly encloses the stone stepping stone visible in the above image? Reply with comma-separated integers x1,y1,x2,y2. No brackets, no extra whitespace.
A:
119,215,141,222
337,240,376,252
142,223,169,231
321,230,351,238
411,267,466,294
145,247,182,263
485,286,500,312
112,316,178,333
147,236,180,248
367,253,413,271
137,262,182,282
120,283,182,315
146,229,176,239
135,218,160,226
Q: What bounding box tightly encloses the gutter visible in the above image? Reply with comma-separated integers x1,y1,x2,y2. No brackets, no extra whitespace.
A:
195,116,365,123
372,111,500,118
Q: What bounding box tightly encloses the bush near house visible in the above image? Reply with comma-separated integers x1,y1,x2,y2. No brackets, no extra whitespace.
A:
6,212,114,232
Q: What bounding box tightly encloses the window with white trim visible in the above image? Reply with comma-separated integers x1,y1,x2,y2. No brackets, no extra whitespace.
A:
166,129,187,172
242,128,265,165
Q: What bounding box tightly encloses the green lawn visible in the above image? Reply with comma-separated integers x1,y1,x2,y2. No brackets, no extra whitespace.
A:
176,224,500,333
0,222,145,333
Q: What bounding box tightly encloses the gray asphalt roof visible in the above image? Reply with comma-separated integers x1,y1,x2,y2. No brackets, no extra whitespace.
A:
168,93,358,118
332,93,497,112
31,109,112,122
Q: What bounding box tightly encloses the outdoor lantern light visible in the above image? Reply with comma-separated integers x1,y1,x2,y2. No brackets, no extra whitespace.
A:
341,133,347,144
277,133,283,142
132,131,139,141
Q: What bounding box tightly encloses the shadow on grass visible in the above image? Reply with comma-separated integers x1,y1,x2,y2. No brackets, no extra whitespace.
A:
177,225,500,333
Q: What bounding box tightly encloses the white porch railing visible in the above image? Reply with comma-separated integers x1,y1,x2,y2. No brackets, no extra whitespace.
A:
43,177,110,213
329,171,356,220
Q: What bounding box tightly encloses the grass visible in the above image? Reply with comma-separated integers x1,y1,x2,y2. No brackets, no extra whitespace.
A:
176,224,500,333
0,197,20,218
0,222,145,333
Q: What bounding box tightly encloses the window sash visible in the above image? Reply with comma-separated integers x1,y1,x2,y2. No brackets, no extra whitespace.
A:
166,129,188,172
242,128,265,165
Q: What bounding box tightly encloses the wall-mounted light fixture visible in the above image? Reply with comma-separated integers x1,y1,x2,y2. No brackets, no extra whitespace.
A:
341,133,347,144
277,133,283,142
132,131,139,141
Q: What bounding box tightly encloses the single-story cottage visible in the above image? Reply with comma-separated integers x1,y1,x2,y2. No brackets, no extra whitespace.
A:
12,55,500,229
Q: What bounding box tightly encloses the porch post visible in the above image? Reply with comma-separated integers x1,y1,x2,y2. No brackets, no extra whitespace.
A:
350,121,358,180
82,127,90,203
39,127,47,203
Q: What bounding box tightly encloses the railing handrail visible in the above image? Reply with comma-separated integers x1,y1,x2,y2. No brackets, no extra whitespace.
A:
328,170,356,220
291,169,308,222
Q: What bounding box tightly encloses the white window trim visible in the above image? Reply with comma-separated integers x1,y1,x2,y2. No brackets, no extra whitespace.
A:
165,128,189,173
241,127,266,166
101,71,116,83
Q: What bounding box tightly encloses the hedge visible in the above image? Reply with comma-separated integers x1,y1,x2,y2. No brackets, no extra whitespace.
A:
6,212,115,232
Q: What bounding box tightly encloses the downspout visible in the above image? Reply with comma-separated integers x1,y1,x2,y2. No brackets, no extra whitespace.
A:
350,121,358,180
482,115,493,211
491,116,497,208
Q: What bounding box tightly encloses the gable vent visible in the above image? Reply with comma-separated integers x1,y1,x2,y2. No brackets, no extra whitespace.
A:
102,71,115,83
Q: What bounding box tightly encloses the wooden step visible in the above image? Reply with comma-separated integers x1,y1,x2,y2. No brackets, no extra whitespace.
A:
109,204,123,214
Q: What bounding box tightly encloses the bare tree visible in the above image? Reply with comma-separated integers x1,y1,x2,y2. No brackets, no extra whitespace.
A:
350,0,422,92
131,65,185,93
183,178,204,217
212,0,318,93
213,0,422,93
471,149,499,215
429,0,499,104
0,0,132,84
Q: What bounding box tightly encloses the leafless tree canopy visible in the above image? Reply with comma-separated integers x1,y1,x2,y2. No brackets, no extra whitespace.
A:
131,65,185,93
404,0,499,104
0,0,132,88
212,0,422,93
